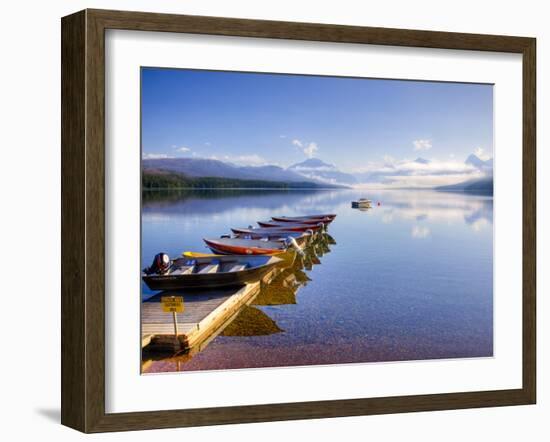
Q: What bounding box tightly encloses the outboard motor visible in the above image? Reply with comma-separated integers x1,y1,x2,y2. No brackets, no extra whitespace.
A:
145,252,171,275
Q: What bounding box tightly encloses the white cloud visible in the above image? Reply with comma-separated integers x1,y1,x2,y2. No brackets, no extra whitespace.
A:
474,147,491,161
354,159,475,175
292,139,319,158
292,165,334,172
352,157,484,188
303,142,319,158
222,154,269,166
413,139,432,151
170,144,192,153
142,153,173,159
194,153,271,166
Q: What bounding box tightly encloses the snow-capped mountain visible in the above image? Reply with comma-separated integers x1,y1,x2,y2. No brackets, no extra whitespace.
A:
436,154,494,194
288,158,358,185
465,154,493,171
413,157,430,165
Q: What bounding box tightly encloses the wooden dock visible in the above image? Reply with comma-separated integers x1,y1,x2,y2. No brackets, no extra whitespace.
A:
141,267,280,353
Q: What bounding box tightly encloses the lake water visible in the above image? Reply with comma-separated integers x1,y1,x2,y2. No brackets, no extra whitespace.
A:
141,189,493,373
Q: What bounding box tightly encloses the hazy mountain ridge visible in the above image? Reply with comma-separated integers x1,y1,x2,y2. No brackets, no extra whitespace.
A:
142,158,310,182
436,176,493,194
143,153,493,191
142,169,337,190
436,154,493,194
465,154,493,170
143,157,353,187
288,158,358,185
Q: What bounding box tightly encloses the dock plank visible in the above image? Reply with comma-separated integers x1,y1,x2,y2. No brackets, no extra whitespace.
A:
141,282,262,351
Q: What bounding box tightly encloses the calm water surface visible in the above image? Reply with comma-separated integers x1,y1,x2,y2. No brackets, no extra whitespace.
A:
141,189,493,372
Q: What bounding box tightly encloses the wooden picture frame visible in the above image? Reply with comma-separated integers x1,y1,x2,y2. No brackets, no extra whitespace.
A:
61,8,536,433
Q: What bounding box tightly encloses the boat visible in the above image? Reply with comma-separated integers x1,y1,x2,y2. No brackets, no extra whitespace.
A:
275,213,336,221
231,230,312,246
142,253,282,291
352,198,372,208
256,221,325,231
183,247,298,267
203,237,300,256
231,228,316,243
271,214,336,224
231,226,316,236
270,216,333,225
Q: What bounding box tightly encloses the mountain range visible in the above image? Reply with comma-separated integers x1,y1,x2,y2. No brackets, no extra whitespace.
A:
143,153,493,191
465,154,493,170
435,176,493,194
143,158,313,183
436,154,493,194
142,157,356,188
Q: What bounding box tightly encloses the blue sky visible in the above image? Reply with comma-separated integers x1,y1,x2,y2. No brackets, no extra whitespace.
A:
142,68,493,186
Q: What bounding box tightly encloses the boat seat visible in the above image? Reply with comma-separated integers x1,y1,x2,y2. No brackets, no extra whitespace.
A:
170,265,194,275
224,263,249,272
197,264,220,274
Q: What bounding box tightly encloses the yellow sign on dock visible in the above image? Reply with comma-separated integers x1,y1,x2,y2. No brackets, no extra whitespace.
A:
161,296,184,313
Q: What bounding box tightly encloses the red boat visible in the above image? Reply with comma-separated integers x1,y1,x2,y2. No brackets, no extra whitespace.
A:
271,215,335,224
231,230,311,246
230,226,315,239
257,221,324,231
203,237,287,255
276,213,336,220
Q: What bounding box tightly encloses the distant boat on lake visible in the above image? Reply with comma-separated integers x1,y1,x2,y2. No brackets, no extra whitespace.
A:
352,198,372,208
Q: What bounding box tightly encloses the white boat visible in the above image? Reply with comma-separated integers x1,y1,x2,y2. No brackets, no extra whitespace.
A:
352,198,372,208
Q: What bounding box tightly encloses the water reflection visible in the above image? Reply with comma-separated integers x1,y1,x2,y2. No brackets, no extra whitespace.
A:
142,232,333,373
221,306,284,336
143,189,493,235
370,190,493,231
411,225,430,239
142,188,493,372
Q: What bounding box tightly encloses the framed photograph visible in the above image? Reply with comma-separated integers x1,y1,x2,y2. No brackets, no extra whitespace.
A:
61,9,536,433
